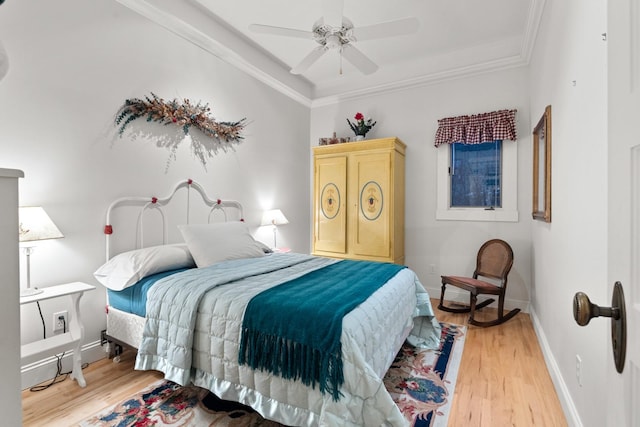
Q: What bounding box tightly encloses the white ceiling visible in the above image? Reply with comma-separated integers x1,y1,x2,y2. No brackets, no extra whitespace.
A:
116,0,544,105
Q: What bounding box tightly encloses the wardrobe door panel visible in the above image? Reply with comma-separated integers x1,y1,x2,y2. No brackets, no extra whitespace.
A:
350,151,391,259
313,156,347,254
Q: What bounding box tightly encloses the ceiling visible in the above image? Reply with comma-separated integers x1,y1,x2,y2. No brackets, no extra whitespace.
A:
116,0,543,106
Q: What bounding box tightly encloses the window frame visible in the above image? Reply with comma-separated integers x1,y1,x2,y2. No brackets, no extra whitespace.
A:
436,140,519,222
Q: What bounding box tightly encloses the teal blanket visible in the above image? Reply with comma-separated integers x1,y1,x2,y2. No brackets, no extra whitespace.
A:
238,259,406,400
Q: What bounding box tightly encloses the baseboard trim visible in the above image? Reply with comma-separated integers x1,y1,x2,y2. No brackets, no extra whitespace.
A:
529,306,583,427
21,340,107,390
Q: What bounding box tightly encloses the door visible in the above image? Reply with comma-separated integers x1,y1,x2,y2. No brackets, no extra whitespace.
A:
607,1,639,424
313,155,347,255
350,150,391,259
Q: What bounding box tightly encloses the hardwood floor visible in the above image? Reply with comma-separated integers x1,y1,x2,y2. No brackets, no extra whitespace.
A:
435,301,567,426
21,299,567,426
21,349,162,427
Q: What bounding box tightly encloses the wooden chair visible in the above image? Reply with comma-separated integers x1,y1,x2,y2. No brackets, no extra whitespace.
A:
438,239,520,327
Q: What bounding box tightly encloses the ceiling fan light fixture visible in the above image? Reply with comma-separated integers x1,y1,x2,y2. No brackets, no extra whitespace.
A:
312,17,354,49
325,34,341,50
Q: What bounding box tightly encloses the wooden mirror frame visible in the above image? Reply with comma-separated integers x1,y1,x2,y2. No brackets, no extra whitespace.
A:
532,105,552,222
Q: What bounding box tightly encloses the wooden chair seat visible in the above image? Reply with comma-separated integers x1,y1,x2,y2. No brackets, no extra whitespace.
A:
438,239,520,327
440,276,503,295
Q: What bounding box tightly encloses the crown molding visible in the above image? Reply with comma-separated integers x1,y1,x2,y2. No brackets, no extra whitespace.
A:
115,0,545,108
520,0,547,64
115,0,313,107
311,55,528,107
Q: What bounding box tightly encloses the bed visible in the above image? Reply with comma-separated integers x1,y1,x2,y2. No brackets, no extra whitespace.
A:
97,179,441,427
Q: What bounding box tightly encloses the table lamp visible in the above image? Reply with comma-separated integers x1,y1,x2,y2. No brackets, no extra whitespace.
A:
18,206,64,297
260,209,289,249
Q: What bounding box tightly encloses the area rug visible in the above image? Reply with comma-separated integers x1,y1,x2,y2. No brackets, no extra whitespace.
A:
79,322,465,427
384,322,466,426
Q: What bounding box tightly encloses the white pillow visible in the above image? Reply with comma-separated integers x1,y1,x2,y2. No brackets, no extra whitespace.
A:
178,221,265,268
94,243,195,291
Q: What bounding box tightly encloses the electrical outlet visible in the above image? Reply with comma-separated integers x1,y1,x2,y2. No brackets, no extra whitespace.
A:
576,354,582,387
429,264,436,274
53,311,68,333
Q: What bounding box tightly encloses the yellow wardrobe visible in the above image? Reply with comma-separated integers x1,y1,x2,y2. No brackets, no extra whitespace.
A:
312,137,405,264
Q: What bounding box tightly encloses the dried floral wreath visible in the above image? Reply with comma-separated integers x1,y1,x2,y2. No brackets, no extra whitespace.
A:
114,92,246,169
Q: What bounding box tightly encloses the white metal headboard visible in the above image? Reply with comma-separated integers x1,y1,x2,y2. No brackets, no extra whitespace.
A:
103,179,244,261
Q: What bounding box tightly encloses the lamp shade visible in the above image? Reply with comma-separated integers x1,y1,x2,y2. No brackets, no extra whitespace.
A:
261,209,289,226
18,207,64,242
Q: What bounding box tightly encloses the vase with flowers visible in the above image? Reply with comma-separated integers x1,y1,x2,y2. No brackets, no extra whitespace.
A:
347,112,376,140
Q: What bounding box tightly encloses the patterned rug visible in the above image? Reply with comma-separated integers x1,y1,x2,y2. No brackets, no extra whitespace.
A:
384,322,466,426
79,322,465,427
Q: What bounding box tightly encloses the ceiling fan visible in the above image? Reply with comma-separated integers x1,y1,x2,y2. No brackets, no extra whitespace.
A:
249,0,420,75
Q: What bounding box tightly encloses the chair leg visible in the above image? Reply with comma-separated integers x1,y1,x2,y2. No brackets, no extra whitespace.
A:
497,294,505,318
439,282,447,308
468,294,478,324
438,284,474,314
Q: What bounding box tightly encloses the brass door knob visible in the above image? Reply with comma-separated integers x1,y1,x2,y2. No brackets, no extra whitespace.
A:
573,292,619,326
573,282,627,373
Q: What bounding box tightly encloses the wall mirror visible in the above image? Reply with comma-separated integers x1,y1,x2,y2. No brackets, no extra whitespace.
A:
532,105,552,222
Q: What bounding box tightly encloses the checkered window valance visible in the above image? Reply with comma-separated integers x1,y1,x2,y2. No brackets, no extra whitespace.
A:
434,109,517,146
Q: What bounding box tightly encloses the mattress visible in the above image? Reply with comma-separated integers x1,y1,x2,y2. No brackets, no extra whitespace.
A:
107,268,190,317
107,253,440,426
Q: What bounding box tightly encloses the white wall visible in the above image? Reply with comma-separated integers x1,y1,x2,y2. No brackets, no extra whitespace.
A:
0,0,310,388
0,1,611,425
310,68,533,308
528,1,608,425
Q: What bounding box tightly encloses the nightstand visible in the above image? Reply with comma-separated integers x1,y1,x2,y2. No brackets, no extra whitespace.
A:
20,282,95,387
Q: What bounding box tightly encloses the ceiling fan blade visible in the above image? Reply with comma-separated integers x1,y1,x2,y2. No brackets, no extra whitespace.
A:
352,17,420,41
290,46,328,75
341,44,378,75
322,0,344,28
249,24,312,39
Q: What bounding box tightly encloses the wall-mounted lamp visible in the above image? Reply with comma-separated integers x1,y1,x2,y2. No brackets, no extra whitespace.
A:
260,209,289,249
19,207,64,296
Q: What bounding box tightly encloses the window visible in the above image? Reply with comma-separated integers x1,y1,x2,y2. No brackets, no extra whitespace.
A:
436,140,518,222
450,141,502,208
434,108,518,222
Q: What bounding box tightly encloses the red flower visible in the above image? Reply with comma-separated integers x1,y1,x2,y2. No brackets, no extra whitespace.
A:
347,112,376,137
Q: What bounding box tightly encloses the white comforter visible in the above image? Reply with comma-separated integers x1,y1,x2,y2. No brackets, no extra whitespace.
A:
135,253,441,426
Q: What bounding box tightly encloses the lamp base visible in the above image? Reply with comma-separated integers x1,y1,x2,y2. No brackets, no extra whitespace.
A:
21,288,44,297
